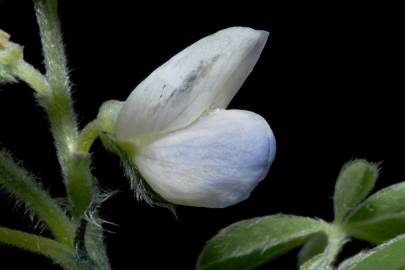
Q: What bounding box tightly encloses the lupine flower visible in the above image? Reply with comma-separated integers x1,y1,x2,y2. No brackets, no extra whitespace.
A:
113,27,276,208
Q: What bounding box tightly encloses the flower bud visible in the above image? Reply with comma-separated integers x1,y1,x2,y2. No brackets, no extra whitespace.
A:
0,33,23,85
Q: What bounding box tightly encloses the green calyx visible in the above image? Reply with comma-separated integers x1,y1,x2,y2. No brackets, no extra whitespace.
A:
97,100,123,135
96,100,175,213
97,100,153,158
97,99,137,156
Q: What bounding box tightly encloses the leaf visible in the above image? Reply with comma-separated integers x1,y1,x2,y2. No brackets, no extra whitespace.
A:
345,182,405,243
338,234,405,270
197,215,325,270
298,233,328,265
334,160,379,222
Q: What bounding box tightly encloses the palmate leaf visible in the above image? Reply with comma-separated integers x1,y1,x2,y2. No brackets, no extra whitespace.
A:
197,215,325,270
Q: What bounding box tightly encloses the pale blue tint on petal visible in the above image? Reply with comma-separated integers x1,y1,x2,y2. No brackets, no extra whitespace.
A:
134,109,276,208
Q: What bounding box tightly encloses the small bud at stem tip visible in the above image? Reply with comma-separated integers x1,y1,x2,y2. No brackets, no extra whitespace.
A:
0,29,11,49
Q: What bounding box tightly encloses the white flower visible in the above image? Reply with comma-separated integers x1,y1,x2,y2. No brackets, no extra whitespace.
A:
115,27,276,208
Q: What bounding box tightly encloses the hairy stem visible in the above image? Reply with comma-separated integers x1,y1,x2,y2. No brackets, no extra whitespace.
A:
324,224,347,265
85,222,111,270
34,0,78,177
300,223,347,270
0,150,74,246
0,227,80,270
32,2,109,268
33,0,94,221
14,60,50,95
67,153,94,219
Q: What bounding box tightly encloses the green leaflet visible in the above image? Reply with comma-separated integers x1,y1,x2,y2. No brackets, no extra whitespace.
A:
334,160,379,222
338,234,405,270
197,215,325,270
345,182,405,243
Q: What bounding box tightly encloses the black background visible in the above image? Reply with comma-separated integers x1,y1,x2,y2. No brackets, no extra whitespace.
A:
0,1,404,269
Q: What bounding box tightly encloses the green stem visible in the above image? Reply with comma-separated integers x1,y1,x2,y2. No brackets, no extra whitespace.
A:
34,0,78,177
30,1,108,268
0,150,74,246
34,0,94,220
0,42,49,95
77,120,100,153
323,224,347,265
13,60,50,95
300,223,347,270
85,222,111,270
34,0,69,92
67,153,94,219
0,227,80,270
63,120,100,218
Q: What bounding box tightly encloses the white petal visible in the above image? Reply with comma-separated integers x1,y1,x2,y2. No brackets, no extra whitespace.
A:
133,109,276,208
117,27,269,140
